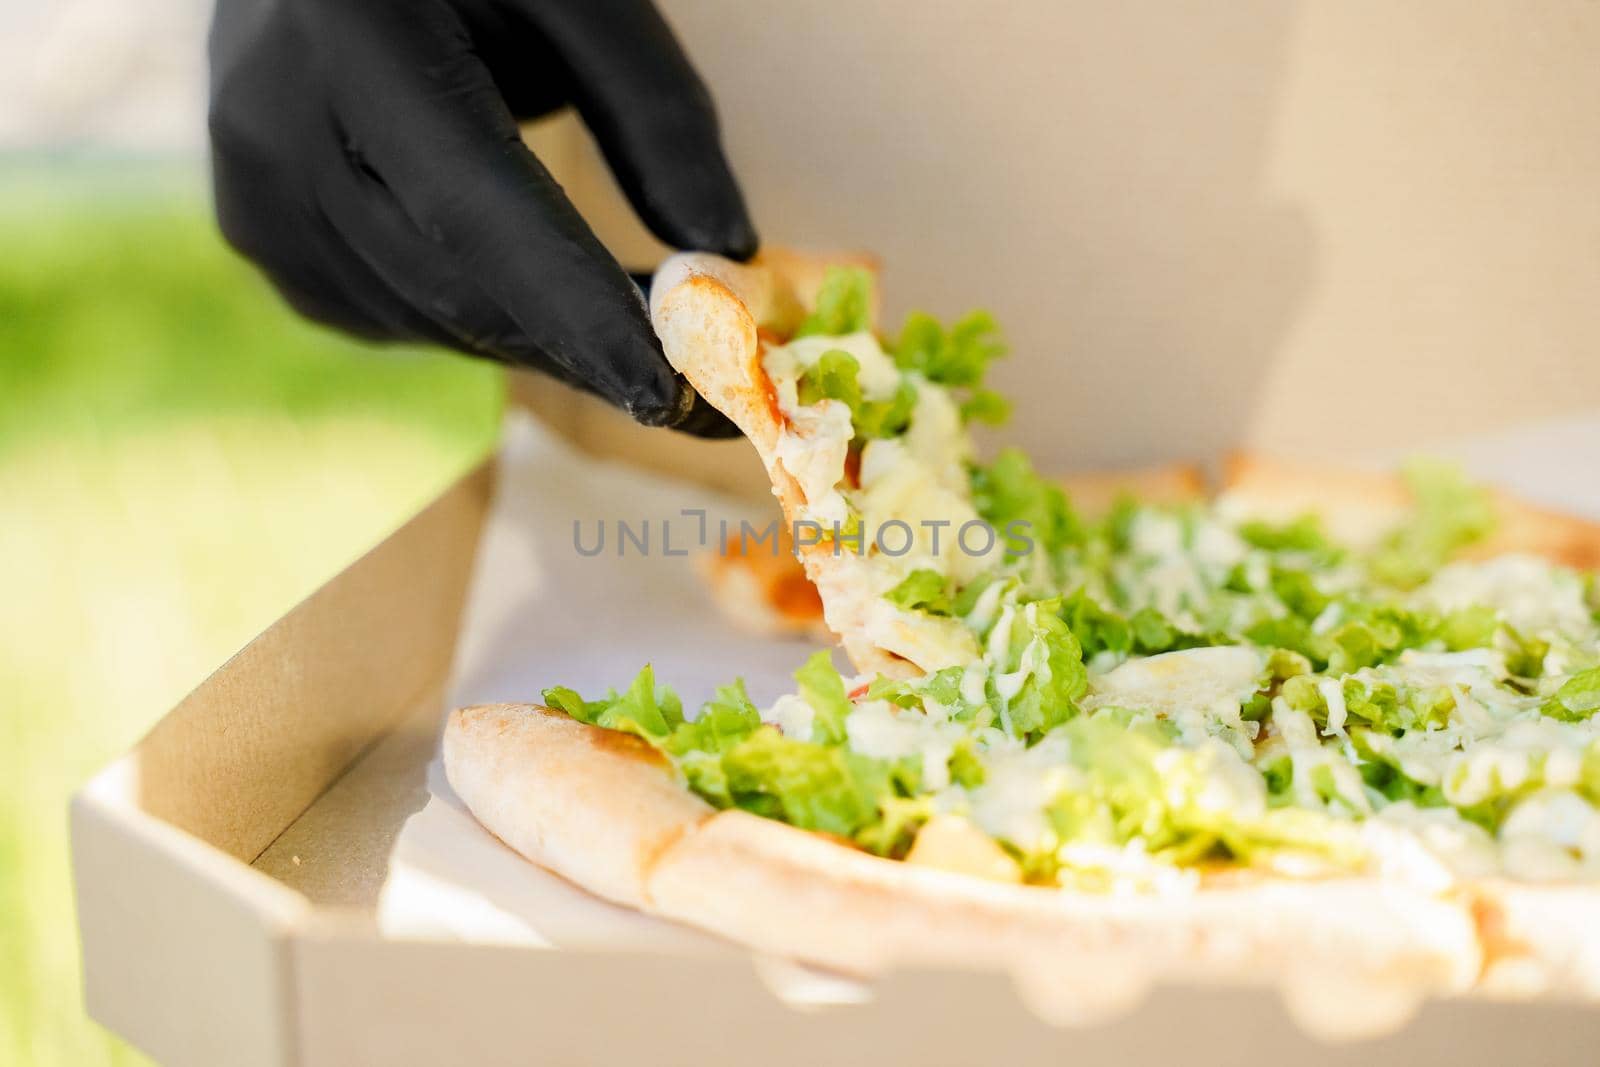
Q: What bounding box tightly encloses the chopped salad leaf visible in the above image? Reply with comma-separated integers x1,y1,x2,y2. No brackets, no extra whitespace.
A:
971,447,1082,564
892,310,1007,388
1370,459,1496,588
794,266,875,338
794,650,853,745
795,349,916,441
885,568,954,616
1548,666,1600,722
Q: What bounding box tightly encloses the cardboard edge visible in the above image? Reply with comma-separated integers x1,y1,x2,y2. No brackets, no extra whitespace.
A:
73,757,308,1067
280,921,1600,1067
72,455,498,1066
126,458,496,863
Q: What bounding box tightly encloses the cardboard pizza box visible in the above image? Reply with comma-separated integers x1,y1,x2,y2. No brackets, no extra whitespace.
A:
70,418,1600,1067
67,7,1600,1045
538,1,1600,472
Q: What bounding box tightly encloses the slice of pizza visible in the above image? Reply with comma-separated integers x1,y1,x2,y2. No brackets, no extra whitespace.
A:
646,251,1006,678
445,250,1600,1031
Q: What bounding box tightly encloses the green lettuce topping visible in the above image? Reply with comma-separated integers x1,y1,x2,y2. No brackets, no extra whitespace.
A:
1238,513,1338,556
792,269,1010,434
794,266,875,338
970,447,1083,564
543,664,686,741
1279,673,1455,735
892,309,1010,425
1547,666,1600,722
793,650,852,745
545,660,922,853
892,310,1004,387
1370,459,1496,588
884,568,955,616
1037,714,1363,884
718,727,894,838
794,348,917,441
986,600,1089,739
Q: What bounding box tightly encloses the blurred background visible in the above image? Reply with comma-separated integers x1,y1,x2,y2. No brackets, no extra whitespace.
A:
2,3,503,1064
5,1,1599,1063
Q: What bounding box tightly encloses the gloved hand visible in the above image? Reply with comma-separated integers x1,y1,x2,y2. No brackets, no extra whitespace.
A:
208,0,756,436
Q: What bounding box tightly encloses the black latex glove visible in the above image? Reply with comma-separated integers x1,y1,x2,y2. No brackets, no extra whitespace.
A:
208,0,756,436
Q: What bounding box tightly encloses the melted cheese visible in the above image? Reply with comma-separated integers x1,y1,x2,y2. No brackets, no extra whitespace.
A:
763,693,816,742
1270,701,1372,815
1083,646,1265,753
779,332,903,399
1443,718,1597,807
1112,512,1249,631
857,437,994,584
1419,554,1594,639
761,333,990,672
1317,677,1349,737
773,400,852,528
1370,803,1500,881
966,732,1071,851
845,698,971,790
903,381,971,492
1500,789,1600,880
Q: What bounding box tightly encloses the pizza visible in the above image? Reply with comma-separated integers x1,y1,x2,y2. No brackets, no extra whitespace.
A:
444,251,1600,1033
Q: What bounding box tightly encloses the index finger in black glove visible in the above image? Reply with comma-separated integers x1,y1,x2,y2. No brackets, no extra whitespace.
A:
208,0,754,436
482,0,757,255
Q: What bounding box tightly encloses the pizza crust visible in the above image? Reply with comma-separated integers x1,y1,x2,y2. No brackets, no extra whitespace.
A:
647,808,1479,993
443,704,712,909
1055,463,1208,517
1472,881,1600,999
441,703,1482,1029
1221,451,1600,569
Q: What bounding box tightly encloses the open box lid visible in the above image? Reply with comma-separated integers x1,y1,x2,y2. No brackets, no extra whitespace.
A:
69,412,1600,1066
70,454,497,1067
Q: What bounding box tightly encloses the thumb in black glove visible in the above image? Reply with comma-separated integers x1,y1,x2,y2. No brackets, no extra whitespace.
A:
208,0,756,436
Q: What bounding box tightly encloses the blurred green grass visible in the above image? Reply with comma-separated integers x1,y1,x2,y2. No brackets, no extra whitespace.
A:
0,162,504,1064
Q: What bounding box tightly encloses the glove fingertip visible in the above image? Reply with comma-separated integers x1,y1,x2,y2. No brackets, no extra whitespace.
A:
628,382,695,428
710,214,759,263
635,155,759,261
669,393,742,439
647,203,758,262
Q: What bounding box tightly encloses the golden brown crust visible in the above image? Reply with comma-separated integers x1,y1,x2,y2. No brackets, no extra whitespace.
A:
1466,883,1600,998
1221,451,1600,569
445,706,1480,1016
1059,463,1208,518
1219,452,1413,546
647,810,1479,1002
442,704,713,910
1476,497,1600,570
